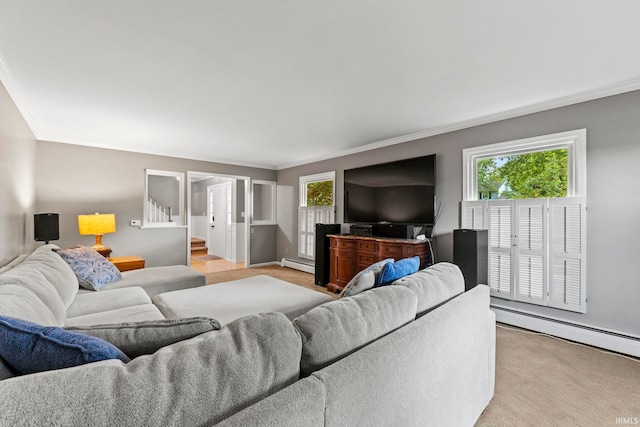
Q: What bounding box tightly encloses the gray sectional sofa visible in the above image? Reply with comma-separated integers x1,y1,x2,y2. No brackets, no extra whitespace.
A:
0,244,206,328
0,244,495,426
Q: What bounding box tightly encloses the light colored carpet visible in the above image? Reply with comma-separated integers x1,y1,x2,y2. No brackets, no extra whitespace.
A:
476,325,640,426
201,266,640,425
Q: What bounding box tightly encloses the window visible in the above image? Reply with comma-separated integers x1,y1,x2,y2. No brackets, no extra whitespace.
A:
462,129,587,313
251,180,276,225
298,172,336,260
144,169,185,227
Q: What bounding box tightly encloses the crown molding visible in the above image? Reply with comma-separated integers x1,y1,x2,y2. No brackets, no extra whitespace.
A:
40,137,278,170
276,77,640,170
0,51,42,139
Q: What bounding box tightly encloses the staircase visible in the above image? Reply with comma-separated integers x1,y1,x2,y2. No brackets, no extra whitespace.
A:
190,238,208,256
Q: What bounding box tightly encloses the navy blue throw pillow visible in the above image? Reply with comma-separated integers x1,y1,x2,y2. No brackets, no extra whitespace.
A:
0,315,130,376
378,256,420,286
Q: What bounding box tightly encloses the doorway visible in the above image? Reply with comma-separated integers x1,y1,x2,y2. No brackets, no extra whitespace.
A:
187,171,250,274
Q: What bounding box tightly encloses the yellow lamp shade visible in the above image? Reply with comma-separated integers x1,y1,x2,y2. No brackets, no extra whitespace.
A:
78,213,116,236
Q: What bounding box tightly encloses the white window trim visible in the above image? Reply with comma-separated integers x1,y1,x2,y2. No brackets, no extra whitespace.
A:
251,180,277,225
299,171,336,207
298,171,336,260
461,129,587,314
462,129,587,201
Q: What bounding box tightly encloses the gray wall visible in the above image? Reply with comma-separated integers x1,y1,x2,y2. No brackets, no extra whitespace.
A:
277,90,640,337
0,82,37,265
250,225,277,264
35,141,276,267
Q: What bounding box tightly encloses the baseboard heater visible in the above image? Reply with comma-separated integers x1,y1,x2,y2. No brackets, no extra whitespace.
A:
280,258,315,274
492,305,640,358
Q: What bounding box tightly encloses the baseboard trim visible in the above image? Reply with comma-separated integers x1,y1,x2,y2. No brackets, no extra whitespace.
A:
247,261,279,268
280,258,315,274
491,306,640,358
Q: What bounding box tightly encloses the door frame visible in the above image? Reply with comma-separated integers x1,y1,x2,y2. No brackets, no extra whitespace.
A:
186,171,250,267
207,181,232,259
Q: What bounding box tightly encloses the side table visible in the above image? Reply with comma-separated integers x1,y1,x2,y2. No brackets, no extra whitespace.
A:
108,256,145,272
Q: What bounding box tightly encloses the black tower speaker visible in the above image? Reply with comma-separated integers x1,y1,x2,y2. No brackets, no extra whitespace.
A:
34,213,60,244
314,223,341,286
453,229,488,291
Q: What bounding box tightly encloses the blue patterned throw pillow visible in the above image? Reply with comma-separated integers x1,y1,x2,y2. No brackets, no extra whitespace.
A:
0,315,130,375
339,258,393,298
378,256,420,286
56,246,122,290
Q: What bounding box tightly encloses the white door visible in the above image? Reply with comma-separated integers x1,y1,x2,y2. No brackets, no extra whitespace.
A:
208,182,231,258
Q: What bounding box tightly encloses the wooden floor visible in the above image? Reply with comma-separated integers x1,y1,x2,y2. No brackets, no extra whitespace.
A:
190,257,245,274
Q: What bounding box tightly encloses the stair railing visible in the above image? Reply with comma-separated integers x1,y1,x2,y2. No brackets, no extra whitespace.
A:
147,196,173,223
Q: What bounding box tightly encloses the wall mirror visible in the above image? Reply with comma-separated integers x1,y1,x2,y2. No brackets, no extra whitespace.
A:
144,169,185,227
252,180,276,225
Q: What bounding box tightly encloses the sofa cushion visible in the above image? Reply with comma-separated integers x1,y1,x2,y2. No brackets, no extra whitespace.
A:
293,285,418,377
66,287,151,319
0,284,59,326
393,262,465,316
0,267,66,326
102,265,206,297
68,317,221,358
378,256,420,286
0,312,303,426
0,315,130,375
22,244,79,308
338,258,392,298
0,254,28,274
64,304,166,327
56,246,122,291
152,275,333,326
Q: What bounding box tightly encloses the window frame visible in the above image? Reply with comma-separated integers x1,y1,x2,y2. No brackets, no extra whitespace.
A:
251,180,277,225
143,169,185,228
299,171,336,207
298,171,336,260
462,129,587,201
461,129,587,314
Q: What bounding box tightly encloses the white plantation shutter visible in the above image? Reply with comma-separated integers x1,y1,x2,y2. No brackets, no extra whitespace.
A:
514,200,547,304
465,197,586,313
548,198,586,313
298,206,335,260
488,201,513,297
461,201,487,229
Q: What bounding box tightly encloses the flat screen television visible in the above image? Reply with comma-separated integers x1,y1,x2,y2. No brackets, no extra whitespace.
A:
344,154,436,225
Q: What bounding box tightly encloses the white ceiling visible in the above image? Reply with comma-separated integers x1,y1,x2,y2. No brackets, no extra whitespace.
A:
1,1,640,170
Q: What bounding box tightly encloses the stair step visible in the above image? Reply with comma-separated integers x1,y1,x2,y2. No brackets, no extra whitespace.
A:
191,247,209,255
190,238,208,255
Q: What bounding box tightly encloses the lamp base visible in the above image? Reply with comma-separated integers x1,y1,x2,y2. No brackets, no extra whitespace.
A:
92,244,112,258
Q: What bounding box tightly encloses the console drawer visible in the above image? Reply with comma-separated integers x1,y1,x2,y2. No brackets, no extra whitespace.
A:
357,240,377,253
379,243,404,259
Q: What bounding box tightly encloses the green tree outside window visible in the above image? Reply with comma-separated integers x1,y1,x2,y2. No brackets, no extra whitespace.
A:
477,149,568,200
306,180,334,206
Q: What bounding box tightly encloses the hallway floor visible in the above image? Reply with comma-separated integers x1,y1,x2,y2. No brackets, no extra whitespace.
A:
190,257,245,274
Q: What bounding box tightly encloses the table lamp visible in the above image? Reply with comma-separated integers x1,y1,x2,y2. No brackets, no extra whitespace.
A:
78,213,116,257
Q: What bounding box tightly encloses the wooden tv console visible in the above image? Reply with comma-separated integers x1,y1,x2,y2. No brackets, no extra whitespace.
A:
327,234,432,293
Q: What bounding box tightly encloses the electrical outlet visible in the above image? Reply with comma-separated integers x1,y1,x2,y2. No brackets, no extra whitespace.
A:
130,219,141,227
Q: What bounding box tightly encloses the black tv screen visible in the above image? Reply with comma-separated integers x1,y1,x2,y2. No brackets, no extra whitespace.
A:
344,154,436,225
